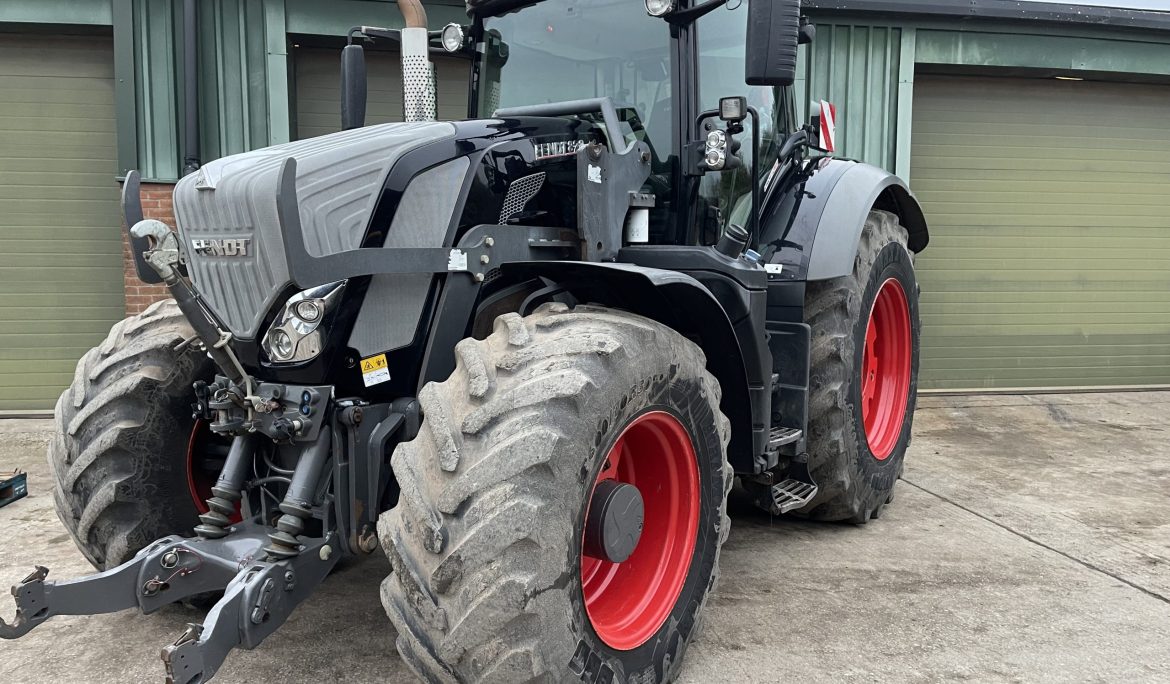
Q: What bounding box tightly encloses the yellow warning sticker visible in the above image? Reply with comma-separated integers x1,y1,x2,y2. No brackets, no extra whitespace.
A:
360,353,391,387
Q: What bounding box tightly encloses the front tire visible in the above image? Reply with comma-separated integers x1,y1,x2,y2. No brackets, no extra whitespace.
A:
47,300,213,569
801,210,921,523
379,303,732,683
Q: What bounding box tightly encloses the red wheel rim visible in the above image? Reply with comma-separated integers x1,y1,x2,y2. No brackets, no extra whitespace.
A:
861,277,912,460
580,410,700,651
185,420,232,515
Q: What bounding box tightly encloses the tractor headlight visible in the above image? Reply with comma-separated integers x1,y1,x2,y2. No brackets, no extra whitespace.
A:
262,281,345,364
705,129,730,170
705,148,726,170
294,299,323,323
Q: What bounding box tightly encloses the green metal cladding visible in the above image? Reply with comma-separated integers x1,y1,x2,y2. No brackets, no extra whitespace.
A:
795,23,908,176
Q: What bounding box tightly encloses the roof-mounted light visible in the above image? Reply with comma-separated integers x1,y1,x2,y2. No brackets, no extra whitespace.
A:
645,0,677,17
441,23,465,53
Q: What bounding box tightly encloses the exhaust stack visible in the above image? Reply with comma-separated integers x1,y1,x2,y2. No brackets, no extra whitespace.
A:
398,0,436,122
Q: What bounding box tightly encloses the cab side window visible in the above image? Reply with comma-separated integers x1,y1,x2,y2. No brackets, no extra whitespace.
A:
697,3,791,237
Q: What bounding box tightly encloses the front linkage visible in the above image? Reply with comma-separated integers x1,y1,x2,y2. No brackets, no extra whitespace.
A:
0,527,335,684
0,358,422,683
0,357,354,684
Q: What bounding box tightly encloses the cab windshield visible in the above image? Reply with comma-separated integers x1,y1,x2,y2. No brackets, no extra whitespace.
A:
477,0,674,160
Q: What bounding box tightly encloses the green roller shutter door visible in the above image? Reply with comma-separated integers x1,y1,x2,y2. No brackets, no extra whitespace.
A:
910,75,1170,390
294,47,471,139
0,33,124,411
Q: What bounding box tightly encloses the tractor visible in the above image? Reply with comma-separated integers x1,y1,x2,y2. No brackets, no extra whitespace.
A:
1,0,927,681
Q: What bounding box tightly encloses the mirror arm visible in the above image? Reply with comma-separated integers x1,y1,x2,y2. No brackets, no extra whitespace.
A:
665,0,728,26
349,25,400,43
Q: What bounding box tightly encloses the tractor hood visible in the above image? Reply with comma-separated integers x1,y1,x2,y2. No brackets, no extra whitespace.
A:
173,122,456,340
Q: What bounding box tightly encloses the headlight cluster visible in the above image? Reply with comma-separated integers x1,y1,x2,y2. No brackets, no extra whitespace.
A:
262,281,345,364
705,129,728,170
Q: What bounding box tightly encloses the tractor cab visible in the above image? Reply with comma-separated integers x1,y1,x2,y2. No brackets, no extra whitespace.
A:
344,0,815,251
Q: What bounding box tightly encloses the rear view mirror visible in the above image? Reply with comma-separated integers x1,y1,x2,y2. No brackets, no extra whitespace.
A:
745,0,801,87
341,44,367,130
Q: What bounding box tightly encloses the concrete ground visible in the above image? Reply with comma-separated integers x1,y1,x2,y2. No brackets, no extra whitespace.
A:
0,392,1167,683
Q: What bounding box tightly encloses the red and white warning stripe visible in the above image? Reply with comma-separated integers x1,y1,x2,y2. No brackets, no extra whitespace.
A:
819,100,837,153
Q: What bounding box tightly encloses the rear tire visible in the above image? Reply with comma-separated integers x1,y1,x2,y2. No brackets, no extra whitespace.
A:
47,300,212,569
379,303,732,683
801,210,921,523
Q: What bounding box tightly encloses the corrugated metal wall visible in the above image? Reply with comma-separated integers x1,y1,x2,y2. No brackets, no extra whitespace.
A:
796,23,903,172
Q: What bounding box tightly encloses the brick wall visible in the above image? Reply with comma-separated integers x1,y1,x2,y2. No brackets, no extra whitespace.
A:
121,182,175,315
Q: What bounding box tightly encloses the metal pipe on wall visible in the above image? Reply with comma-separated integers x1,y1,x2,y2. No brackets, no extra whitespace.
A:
182,0,200,175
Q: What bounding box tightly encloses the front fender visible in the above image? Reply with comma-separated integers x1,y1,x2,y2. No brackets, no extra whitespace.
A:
770,159,929,282
501,261,756,475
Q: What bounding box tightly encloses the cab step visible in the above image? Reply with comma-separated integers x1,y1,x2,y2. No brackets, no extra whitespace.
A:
767,427,802,449
770,477,818,514
768,453,818,514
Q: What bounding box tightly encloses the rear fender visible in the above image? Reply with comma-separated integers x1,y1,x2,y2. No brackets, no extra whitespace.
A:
500,261,755,475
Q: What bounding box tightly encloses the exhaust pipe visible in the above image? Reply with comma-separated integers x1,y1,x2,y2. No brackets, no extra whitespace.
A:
398,0,436,122
397,0,427,28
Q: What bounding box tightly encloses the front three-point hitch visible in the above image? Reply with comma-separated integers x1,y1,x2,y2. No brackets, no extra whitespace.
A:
0,525,338,684
0,366,410,683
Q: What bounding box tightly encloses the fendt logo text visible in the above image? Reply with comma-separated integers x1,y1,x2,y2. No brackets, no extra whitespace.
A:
191,238,251,257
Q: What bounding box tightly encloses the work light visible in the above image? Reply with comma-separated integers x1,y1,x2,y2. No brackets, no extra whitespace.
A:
441,23,465,53
719,96,747,123
645,0,676,17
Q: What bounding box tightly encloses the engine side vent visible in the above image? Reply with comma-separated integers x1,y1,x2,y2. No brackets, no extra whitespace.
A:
499,172,546,223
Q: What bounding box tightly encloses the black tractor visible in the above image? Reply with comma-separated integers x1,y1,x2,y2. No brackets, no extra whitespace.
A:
1,0,927,681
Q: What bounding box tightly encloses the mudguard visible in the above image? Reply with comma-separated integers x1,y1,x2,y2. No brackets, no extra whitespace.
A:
501,261,757,475
773,159,929,282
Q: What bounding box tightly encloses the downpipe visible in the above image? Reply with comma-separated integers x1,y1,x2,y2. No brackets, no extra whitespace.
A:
181,0,200,176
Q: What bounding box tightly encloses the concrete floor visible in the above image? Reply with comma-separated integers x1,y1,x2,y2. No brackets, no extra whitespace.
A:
0,392,1168,683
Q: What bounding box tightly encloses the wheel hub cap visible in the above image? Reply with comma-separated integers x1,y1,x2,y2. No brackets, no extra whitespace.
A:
583,480,645,563
860,277,912,459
